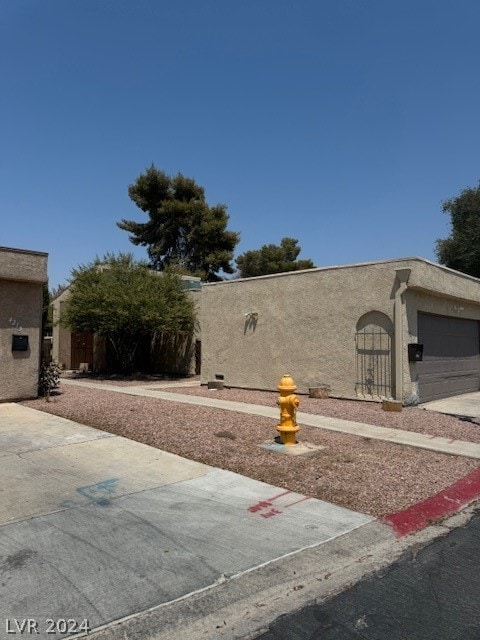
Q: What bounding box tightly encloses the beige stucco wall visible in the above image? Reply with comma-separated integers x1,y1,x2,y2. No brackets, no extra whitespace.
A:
52,289,72,368
201,260,400,397
0,246,47,283
201,258,480,402
0,247,47,401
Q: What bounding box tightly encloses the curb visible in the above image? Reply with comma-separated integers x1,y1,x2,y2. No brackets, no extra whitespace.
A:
382,467,480,536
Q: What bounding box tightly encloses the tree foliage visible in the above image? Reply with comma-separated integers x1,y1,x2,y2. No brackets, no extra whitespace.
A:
118,165,240,281
50,283,68,300
235,237,315,278
436,183,480,278
61,253,194,373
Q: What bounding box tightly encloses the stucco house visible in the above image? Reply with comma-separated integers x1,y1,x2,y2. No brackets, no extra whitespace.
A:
52,275,202,374
200,258,480,405
0,245,48,401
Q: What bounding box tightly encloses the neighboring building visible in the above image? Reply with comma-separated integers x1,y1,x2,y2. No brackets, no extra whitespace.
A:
0,245,48,401
52,275,202,374
51,287,102,371
200,258,480,404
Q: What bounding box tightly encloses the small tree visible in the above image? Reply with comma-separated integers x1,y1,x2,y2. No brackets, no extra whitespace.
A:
236,237,315,278
118,165,240,281
436,182,480,277
61,254,195,374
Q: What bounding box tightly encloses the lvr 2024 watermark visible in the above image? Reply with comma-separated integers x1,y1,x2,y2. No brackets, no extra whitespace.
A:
5,618,90,635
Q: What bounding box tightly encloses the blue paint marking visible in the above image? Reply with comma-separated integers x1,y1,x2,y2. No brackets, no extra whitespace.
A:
59,499,78,509
59,478,119,509
77,478,119,505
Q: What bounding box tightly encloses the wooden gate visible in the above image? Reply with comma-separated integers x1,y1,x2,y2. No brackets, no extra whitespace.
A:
71,332,94,370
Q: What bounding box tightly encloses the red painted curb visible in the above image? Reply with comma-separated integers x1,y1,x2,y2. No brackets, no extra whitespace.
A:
382,468,480,537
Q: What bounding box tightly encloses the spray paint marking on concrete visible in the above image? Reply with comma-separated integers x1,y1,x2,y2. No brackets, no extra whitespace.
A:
59,478,119,509
247,490,311,518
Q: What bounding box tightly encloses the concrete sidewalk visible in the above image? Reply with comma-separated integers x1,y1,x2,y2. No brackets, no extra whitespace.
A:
421,391,480,418
62,379,480,460
4,394,480,640
0,404,375,640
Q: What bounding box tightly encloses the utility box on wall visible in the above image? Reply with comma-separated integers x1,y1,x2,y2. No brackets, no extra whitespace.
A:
408,343,423,362
12,334,29,351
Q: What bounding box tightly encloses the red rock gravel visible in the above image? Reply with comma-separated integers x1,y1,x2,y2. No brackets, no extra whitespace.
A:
165,386,480,444
22,384,479,518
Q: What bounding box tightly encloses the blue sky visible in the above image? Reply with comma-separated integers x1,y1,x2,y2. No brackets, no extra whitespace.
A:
2,1,479,288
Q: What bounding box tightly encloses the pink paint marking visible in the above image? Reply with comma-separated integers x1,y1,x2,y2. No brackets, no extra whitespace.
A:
248,500,273,513
267,490,292,502
247,490,305,517
283,496,312,509
247,490,291,512
260,508,282,519
382,468,480,537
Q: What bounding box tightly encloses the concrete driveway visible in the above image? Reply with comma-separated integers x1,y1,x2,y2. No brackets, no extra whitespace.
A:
0,403,373,640
421,391,480,418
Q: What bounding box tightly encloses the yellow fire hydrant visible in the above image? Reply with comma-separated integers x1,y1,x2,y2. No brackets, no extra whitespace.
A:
276,374,300,445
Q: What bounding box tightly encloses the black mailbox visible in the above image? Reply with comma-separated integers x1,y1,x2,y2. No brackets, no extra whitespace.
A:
12,334,29,351
408,343,423,362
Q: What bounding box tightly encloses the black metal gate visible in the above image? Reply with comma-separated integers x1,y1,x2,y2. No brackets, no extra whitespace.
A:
355,326,392,398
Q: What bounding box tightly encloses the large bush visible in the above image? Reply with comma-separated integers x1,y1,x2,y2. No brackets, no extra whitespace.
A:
61,253,195,373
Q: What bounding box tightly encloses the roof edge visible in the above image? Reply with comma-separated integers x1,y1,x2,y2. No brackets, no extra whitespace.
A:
205,256,480,286
0,245,48,257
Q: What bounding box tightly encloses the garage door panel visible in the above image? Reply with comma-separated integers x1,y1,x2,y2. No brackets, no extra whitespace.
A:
417,313,480,403
425,357,478,374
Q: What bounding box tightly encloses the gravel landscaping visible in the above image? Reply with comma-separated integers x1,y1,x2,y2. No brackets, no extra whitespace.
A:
164,385,480,443
22,383,479,518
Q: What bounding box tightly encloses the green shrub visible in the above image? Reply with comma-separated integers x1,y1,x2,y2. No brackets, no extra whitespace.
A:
39,361,61,401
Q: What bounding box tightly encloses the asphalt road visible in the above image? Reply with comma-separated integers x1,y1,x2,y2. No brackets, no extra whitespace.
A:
256,508,480,640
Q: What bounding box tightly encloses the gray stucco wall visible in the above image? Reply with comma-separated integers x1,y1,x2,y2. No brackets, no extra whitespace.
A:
201,258,480,401
0,247,47,401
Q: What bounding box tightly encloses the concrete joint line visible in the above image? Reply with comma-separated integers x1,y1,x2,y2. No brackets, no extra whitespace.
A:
13,450,88,480
78,521,383,640
82,509,480,640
